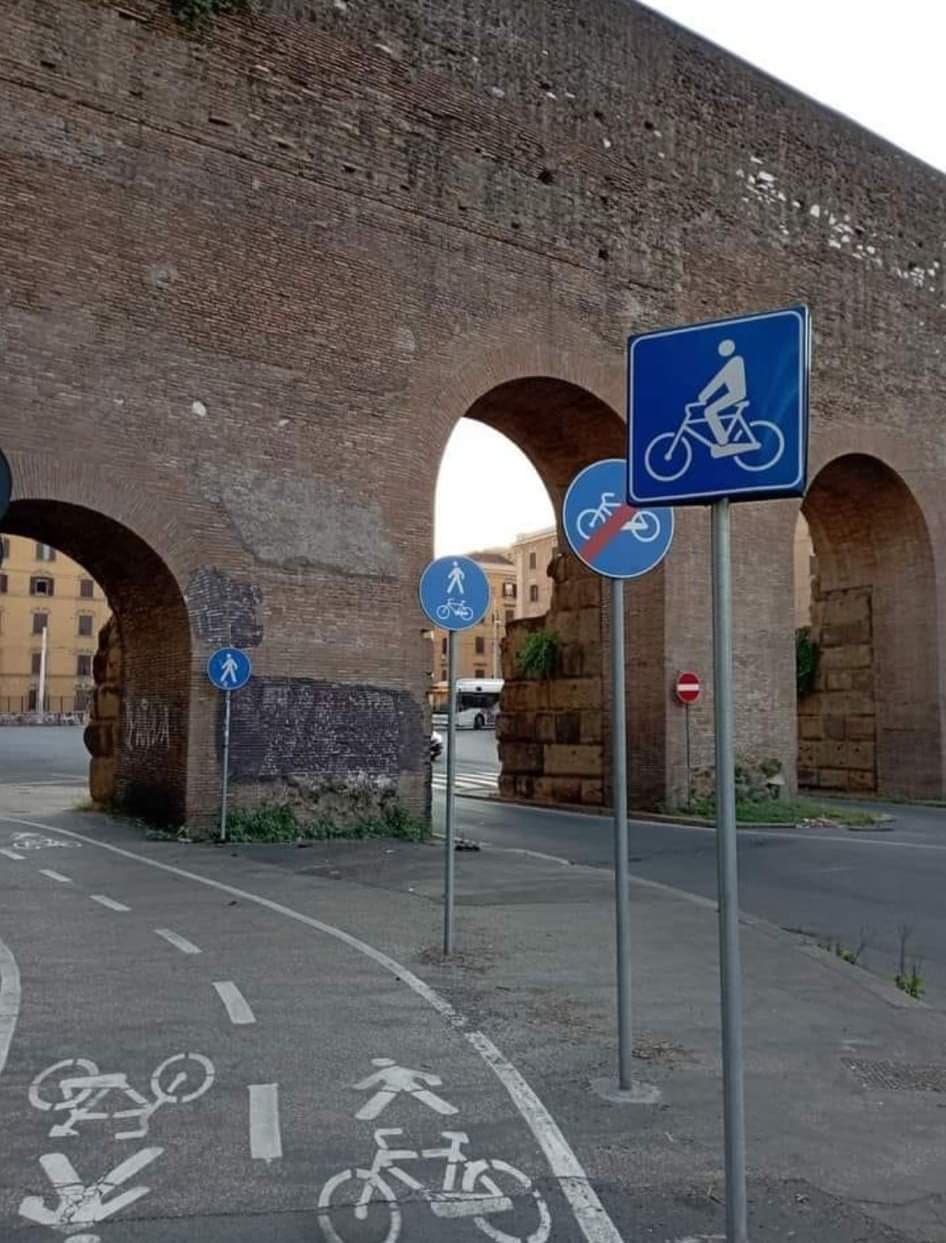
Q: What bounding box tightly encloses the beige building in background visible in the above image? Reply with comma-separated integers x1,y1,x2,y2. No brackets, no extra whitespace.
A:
430,551,517,684
0,535,111,713
511,526,558,619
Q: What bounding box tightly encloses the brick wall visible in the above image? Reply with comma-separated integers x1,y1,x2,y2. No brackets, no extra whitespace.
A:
1,0,944,819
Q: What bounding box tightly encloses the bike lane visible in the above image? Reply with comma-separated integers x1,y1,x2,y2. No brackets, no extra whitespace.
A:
0,814,621,1243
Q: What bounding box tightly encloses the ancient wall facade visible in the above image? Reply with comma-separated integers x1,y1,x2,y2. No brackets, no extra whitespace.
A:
1,0,944,819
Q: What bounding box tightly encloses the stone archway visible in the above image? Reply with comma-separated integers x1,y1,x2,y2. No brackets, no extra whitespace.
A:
797,454,940,799
437,375,668,810
2,498,192,822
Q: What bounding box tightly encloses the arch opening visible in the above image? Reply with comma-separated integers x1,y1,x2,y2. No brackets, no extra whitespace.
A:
432,375,668,810
2,499,191,823
797,454,941,799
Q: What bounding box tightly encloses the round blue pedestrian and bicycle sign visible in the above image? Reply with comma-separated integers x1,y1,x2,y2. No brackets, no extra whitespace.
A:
563,459,674,579
419,555,491,631
207,647,253,692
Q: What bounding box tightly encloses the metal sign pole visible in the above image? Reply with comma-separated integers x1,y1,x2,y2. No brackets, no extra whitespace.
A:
711,498,748,1243
443,628,458,955
611,577,633,1090
220,689,232,844
685,703,692,804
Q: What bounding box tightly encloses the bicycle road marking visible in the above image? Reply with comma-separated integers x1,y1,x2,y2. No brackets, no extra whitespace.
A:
0,814,624,1243
39,869,73,884
90,895,131,912
154,929,201,955
213,981,256,1025
0,937,21,1079
248,1084,282,1162
1,848,25,861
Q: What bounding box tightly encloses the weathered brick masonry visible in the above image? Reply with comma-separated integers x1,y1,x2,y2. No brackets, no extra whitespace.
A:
1,0,944,819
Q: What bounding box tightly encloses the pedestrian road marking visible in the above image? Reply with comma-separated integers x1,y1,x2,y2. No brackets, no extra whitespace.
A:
213,981,256,1025
40,869,72,884
0,848,25,861
154,929,201,955
0,814,623,1243
248,1084,282,1162
90,895,131,912
354,1058,458,1119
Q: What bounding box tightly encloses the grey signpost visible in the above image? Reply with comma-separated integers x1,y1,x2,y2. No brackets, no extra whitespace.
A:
207,647,253,844
419,555,492,956
628,306,811,1241
563,459,675,1095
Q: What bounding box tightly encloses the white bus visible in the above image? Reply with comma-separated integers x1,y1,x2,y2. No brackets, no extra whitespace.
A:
431,679,503,730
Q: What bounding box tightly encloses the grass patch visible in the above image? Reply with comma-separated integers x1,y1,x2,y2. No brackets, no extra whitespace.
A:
680,795,883,827
224,801,429,844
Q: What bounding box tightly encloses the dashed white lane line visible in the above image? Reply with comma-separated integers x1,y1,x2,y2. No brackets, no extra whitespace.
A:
154,928,202,955
213,981,256,1026
0,815,622,1243
90,894,131,912
0,937,21,1078
248,1084,283,1162
0,849,25,861
39,869,72,884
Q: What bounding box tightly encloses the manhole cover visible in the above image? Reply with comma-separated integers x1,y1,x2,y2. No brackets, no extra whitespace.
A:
843,1057,946,1092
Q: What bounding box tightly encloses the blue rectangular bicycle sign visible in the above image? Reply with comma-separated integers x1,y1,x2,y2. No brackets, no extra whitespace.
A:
627,306,810,506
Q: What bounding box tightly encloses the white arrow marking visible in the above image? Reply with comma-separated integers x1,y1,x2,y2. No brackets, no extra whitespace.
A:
19,1146,163,1227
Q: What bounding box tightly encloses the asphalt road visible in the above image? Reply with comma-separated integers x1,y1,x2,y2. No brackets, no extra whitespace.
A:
1,726,88,782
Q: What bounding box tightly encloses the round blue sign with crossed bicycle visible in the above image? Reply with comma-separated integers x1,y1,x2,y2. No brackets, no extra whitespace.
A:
207,647,253,692
419,556,491,631
563,459,674,579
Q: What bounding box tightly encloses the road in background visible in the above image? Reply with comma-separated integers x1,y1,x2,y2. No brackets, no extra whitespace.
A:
433,728,499,796
1,726,87,783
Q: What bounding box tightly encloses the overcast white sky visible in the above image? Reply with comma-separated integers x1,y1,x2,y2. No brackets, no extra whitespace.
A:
435,1,946,556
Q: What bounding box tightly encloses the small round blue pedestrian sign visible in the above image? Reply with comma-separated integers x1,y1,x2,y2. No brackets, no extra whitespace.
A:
207,647,253,692
419,556,491,631
563,459,674,579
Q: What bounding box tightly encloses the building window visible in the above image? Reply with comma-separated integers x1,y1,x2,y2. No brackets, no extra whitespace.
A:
440,668,447,681
0,573,6,594
474,667,486,679
1,537,9,560
505,609,514,624
78,614,94,637
529,552,537,569
502,582,517,599
441,637,447,655
32,612,48,635
80,579,94,599
77,653,93,677
529,584,539,603
30,576,54,597
475,636,485,655
75,688,91,712
31,652,43,675
28,688,37,711
35,542,56,562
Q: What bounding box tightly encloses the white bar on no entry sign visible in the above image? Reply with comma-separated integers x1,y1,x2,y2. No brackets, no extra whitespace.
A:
249,1084,283,1161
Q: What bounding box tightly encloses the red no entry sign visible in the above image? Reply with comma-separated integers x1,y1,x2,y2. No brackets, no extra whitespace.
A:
675,671,701,704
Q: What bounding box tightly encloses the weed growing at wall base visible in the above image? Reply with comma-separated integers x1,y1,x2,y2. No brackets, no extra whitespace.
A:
225,801,430,844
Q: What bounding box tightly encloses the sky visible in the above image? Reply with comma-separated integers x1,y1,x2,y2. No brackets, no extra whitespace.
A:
435,1,946,557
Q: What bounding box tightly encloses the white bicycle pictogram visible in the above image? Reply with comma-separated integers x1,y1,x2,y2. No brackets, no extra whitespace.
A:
29,1053,215,1140
317,1127,551,1243
576,493,661,543
436,598,474,623
644,399,785,483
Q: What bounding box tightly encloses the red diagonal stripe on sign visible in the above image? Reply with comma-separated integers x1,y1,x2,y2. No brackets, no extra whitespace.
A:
580,503,638,563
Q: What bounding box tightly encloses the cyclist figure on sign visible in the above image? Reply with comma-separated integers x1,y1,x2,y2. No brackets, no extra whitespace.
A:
698,339,747,458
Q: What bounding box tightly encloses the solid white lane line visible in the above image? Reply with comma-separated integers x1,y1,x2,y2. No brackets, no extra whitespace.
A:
154,928,201,955
249,1084,283,1161
0,937,21,1078
90,894,131,912
39,869,72,884
213,981,256,1025
0,816,621,1243
0,849,25,861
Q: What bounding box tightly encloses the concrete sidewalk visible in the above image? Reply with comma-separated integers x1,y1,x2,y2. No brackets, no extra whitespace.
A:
7,798,946,1240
